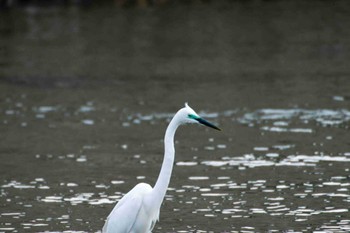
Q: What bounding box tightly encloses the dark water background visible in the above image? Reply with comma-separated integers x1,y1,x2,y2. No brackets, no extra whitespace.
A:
0,1,350,232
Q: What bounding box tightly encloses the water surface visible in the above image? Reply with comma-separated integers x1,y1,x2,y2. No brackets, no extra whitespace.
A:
1,1,350,232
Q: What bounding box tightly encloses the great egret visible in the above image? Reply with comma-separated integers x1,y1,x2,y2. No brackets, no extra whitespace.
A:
102,103,220,233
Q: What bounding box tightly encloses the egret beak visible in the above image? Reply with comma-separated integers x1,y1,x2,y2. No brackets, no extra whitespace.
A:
196,117,221,131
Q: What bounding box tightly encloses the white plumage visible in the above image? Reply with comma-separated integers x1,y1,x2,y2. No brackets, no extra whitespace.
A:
102,103,220,233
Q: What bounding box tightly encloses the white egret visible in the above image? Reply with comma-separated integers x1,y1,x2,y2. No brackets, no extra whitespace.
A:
102,103,220,233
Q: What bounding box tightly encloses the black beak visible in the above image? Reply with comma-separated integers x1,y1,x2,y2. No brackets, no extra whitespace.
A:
196,117,221,131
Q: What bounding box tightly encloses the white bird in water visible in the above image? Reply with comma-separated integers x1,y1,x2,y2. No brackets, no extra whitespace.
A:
102,103,220,233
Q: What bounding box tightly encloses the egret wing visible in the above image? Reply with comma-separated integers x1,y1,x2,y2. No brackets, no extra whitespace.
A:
102,194,142,232
102,183,154,233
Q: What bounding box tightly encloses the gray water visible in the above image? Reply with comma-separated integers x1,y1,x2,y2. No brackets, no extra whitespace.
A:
1,1,350,232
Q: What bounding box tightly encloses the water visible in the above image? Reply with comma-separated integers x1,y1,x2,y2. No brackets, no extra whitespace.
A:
1,1,350,232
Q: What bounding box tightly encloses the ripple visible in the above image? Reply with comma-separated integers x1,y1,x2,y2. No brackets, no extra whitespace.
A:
250,208,267,214
36,106,57,113
201,193,229,197
1,212,24,217
1,181,35,189
238,108,350,130
40,196,63,203
261,126,313,133
81,119,94,125
321,209,348,213
0,228,16,231
79,104,95,113
176,161,198,166
111,180,125,185
40,231,88,233
222,208,247,214
88,198,115,205
202,153,350,169
285,155,350,163
188,176,209,180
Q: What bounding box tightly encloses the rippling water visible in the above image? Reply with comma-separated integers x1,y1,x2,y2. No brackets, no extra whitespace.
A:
1,1,350,233
1,102,349,232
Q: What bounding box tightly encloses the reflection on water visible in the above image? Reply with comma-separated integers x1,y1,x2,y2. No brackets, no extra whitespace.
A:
1,1,350,233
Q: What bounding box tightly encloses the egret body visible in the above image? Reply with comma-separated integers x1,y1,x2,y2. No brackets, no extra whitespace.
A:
102,103,220,233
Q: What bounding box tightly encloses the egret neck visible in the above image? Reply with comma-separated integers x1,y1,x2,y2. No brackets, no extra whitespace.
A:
149,114,179,210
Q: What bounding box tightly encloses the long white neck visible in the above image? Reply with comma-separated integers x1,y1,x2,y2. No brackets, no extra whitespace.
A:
150,115,180,209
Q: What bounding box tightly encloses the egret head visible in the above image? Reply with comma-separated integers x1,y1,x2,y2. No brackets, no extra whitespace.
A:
177,103,221,130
